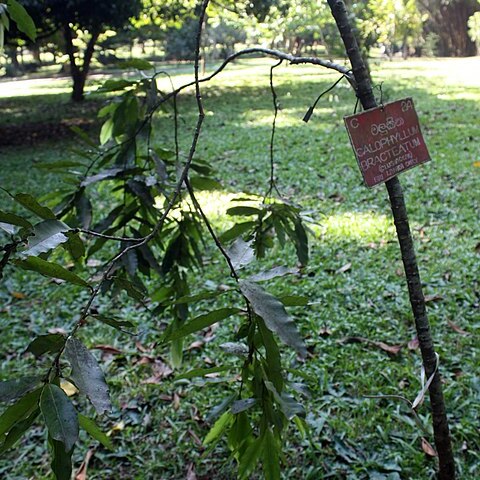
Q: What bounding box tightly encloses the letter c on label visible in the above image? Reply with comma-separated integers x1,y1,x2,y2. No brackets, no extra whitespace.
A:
350,118,359,129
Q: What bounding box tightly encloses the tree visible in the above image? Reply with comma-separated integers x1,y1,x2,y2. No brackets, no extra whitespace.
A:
419,0,480,56
16,0,143,101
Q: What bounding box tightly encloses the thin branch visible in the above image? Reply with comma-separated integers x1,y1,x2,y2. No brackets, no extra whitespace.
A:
265,59,283,199
75,229,143,243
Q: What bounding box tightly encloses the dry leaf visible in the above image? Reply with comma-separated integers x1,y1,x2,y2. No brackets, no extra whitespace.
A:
173,392,181,410
319,325,332,337
188,429,203,447
407,337,419,350
135,341,150,353
336,262,352,274
473,161,480,168
447,320,470,336
338,336,403,355
424,293,444,303
187,340,205,350
186,463,197,480
93,344,123,355
11,291,26,299
75,448,95,480
60,379,78,397
421,437,437,457
48,327,67,335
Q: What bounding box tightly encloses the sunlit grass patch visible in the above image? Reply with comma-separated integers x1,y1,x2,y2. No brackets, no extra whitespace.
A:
313,210,395,242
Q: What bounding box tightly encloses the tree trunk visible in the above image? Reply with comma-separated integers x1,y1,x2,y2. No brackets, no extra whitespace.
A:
63,23,100,102
326,1,456,479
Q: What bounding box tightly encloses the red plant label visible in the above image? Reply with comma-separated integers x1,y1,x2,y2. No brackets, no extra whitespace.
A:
344,98,430,188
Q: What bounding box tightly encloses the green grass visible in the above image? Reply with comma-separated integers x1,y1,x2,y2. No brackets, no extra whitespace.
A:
0,56,479,479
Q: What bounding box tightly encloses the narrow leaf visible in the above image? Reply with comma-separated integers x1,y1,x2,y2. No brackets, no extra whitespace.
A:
263,429,280,480
227,206,262,216
231,398,257,414
40,384,79,452
64,338,111,415
248,266,298,282
0,388,41,436
90,314,135,331
0,377,40,404
0,210,32,229
78,414,114,450
203,411,233,446
50,438,73,480
164,308,240,342
239,281,306,357
16,257,90,288
176,366,231,381
14,193,55,219
238,434,265,480
0,408,39,454
120,59,154,70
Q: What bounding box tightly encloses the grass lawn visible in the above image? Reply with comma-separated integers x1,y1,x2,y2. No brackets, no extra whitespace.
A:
0,56,479,479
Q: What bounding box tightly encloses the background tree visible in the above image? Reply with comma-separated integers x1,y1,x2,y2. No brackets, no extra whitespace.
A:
11,0,143,100
419,0,480,56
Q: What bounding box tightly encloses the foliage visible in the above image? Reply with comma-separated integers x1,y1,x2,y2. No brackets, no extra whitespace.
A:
468,2,480,50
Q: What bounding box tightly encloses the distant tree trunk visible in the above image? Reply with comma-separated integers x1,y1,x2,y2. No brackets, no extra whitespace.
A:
63,24,100,101
420,0,479,56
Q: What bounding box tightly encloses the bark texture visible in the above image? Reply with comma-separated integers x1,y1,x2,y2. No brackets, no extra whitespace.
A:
327,1,456,478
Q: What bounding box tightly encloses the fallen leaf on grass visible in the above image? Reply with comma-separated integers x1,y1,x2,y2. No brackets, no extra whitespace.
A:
447,320,470,336
424,293,443,303
142,360,174,384
188,429,203,447
75,448,95,480
11,291,26,299
408,337,419,350
93,344,123,355
336,263,352,274
319,325,332,337
421,437,437,457
173,392,181,410
338,336,403,355
186,463,197,480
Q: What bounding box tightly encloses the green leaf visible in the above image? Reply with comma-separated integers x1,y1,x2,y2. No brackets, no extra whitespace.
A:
16,257,90,288
100,118,114,145
293,219,309,265
238,433,265,480
263,429,280,480
0,388,42,437
6,0,36,41
231,398,257,414
35,160,86,171
50,438,73,480
239,280,306,357
78,414,114,450
0,408,39,455
90,314,135,332
40,385,78,452
64,232,85,261
81,167,124,187
120,59,154,70
163,308,240,342
0,377,40,404
227,206,262,216
227,238,255,270
23,219,70,256
263,380,305,420
189,176,223,191
248,266,298,282
203,411,233,446
206,395,236,423
26,334,65,358
258,319,283,392
173,289,223,305
219,221,256,243
64,338,111,415
14,193,55,220
114,277,145,302
278,295,309,306
0,210,32,230
97,79,136,93
175,366,231,381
